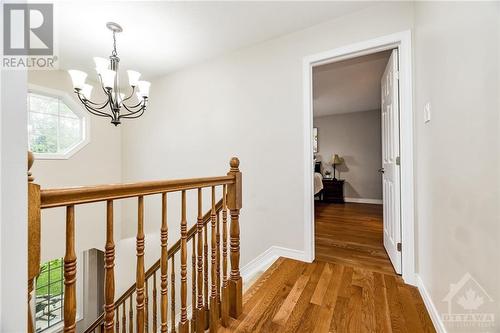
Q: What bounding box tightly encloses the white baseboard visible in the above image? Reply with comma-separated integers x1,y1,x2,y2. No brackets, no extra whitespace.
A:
344,197,383,205
241,246,307,283
416,274,447,333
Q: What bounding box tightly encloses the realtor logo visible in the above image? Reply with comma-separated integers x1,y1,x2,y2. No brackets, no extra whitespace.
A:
442,273,495,331
3,3,53,55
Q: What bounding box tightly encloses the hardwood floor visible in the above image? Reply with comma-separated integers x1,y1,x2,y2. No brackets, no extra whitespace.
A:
315,202,396,275
220,257,435,332
218,202,435,332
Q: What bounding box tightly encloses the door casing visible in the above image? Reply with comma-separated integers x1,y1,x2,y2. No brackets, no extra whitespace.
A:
302,30,415,285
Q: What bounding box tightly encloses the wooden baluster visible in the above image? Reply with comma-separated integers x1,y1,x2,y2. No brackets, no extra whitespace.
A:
115,307,119,333
122,302,127,333
145,278,149,332
179,190,189,332
191,235,196,332
27,151,41,333
221,185,229,327
216,210,221,310
196,189,206,333
129,295,133,333
227,157,243,318
209,186,219,332
64,205,77,332
203,213,209,329
171,257,176,333
160,193,168,333
104,200,115,333
136,196,145,333
153,272,158,333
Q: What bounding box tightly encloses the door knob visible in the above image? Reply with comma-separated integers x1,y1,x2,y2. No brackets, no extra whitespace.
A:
378,168,385,173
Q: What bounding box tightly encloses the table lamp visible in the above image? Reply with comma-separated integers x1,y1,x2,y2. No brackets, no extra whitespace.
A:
330,154,344,180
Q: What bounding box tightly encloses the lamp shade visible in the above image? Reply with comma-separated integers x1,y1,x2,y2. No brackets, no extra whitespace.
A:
127,70,141,87
81,84,93,100
93,57,109,75
138,80,151,97
68,70,87,90
330,154,343,165
100,69,116,89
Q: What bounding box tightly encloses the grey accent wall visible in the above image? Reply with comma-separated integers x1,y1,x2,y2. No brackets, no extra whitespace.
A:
314,110,382,200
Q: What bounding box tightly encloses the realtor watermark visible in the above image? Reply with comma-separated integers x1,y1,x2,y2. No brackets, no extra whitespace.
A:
2,3,57,69
442,273,496,332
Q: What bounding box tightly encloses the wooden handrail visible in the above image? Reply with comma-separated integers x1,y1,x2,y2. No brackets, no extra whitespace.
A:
83,199,223,333
40,176,234,208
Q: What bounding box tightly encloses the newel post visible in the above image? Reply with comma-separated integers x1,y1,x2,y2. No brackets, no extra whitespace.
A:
27,151,41,333
227,157,242,318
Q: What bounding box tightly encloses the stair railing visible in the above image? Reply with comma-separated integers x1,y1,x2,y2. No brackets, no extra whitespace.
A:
27,153,243,333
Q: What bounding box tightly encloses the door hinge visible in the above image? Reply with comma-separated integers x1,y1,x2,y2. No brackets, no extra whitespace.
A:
395,71,400,80
396,156,400,165
397,242,402,252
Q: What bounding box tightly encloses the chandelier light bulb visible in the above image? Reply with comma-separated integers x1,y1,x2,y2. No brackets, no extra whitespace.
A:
81,84,93,100
101,69,116,89
138,80,151,97
68,70,87,90
93,57,109,75
127,70,141,87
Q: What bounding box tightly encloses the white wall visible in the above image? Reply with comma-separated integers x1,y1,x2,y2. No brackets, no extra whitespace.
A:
28,70,122,262
414,1,500,330
1,69,28,332
121,2,414,268
314,110,382,200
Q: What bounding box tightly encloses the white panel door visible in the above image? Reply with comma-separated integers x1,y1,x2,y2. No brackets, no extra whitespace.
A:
381,49,402,274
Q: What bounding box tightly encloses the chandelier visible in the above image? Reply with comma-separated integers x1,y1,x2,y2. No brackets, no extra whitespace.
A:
68,22,150,126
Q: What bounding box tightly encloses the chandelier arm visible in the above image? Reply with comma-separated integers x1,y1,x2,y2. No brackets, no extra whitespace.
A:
77,93,112,113
121,86,136,104
122,101,146,113
75,90,109,109
82,103,113,119
123,99,146,111
119,108,145,120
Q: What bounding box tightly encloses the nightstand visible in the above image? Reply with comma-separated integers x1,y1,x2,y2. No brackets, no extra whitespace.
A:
322,179,345,203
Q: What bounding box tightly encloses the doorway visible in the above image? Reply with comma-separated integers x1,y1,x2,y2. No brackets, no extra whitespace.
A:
313,49,397,275
303,31,416,285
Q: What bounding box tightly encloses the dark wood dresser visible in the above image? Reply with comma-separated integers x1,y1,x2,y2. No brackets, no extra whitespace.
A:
322,179,345,203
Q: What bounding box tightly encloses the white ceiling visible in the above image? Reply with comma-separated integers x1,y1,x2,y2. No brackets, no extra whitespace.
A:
313,50,392,117
55,1,373,80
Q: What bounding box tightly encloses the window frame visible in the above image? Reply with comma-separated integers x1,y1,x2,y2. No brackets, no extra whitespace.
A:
28,84,90,160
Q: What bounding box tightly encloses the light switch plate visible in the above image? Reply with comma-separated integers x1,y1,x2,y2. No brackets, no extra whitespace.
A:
424,102,431,123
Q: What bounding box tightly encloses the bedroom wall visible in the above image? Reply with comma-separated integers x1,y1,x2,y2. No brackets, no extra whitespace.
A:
313,110,382,201
121,2,414,269
414,1,500,329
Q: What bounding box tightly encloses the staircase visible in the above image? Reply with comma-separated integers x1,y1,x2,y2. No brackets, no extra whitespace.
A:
27,152,243,333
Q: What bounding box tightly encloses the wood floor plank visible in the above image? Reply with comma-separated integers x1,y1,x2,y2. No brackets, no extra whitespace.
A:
272,266,313,326
279,262,325,333
310,262,333,305
373,272,392,333
312,264,344,333
384,274,408,333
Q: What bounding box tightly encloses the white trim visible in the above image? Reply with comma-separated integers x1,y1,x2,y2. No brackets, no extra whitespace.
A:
303,30,416,285
28,84,90,160
344,197,383,205
241,246,308,283
416,275,447,333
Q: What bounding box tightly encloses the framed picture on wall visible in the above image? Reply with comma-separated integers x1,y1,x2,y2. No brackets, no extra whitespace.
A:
313,127,318,153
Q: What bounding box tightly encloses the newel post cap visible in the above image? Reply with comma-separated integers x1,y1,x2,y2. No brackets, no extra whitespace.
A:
229,157,240,171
